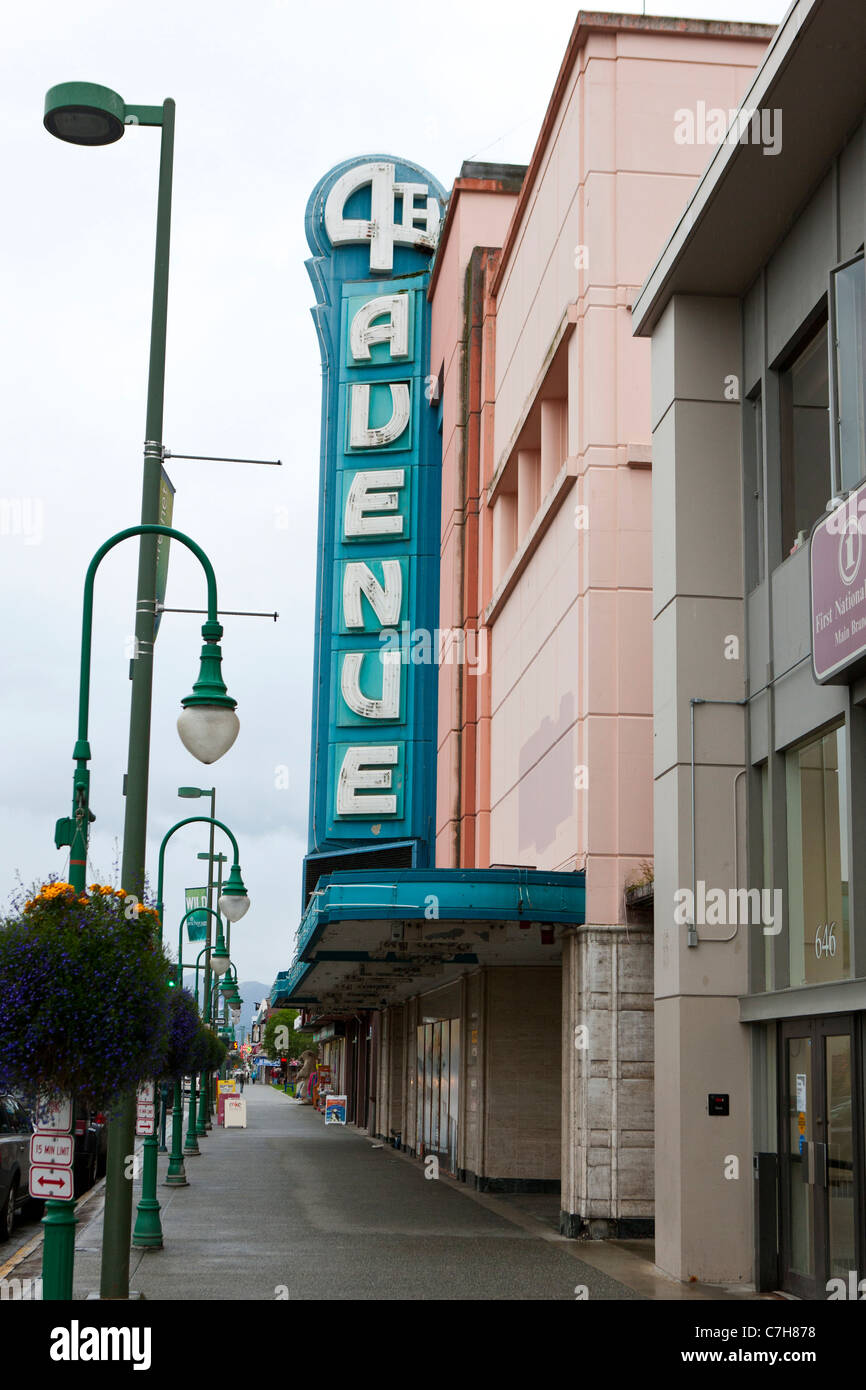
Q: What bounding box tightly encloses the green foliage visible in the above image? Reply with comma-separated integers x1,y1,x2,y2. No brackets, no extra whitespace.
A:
0,879,172,1110
624,859,654,892
263,1008,317,1059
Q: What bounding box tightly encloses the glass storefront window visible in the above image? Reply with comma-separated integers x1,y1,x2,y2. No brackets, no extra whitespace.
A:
416,1017,460,1173
785,725,850,986
745,390,765,590
780,321,831,555
761,762,773,992
832,255,866,493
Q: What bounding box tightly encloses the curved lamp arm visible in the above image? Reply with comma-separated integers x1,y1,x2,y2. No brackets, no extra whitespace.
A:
156,815,242,929
56,523,234,890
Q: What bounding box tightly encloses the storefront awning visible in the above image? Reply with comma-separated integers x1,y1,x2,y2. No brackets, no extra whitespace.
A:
274,867,585,1013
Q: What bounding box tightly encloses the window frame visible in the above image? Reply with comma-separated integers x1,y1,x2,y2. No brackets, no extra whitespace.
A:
828,249,866,496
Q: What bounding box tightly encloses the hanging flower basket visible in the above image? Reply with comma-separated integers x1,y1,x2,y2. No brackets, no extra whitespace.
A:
0,880,173,1111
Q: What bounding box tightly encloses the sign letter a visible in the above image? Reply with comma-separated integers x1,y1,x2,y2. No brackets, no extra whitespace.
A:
350,294,409,362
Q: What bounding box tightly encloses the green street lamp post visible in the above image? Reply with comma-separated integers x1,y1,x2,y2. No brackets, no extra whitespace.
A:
45,83,173,1303
179,786,216,1135
54,527,240,898
45,524,238,1291
183,1075,200,1158
44,81,241,1300
133,823,248,1242
158,1082,169,1154
135,910,217,1228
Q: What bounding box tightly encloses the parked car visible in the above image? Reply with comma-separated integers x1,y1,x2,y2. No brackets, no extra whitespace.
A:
72,1106,108,1196
0,1094,33,1241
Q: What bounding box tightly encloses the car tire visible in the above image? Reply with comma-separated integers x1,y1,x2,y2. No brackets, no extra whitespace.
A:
1,1181,17,1242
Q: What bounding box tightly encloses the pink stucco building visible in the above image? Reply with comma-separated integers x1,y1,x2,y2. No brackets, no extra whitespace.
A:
422,12,772,1233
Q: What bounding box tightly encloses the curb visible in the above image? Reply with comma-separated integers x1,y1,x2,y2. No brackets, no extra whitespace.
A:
0,1172,107,1283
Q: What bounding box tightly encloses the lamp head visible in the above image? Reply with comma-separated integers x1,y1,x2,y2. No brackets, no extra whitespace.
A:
44,83,126,146
210,935,230,975
178,619,239,764
218,864,249,922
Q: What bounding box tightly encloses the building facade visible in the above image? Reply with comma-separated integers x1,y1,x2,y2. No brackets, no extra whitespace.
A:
419,12,771,1233
634,0,866,1293
279,10,775,1249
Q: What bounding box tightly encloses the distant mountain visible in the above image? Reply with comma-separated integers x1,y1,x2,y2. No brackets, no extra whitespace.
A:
237,982,270,1037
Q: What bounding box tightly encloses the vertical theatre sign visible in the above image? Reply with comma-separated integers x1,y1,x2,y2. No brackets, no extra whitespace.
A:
304,157,446,862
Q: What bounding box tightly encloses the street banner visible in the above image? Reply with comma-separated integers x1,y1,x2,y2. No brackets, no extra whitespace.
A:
153,465,175,641
185,886,209,941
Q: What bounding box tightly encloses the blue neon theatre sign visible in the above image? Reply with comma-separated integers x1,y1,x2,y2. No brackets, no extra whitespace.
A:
303,156,447,876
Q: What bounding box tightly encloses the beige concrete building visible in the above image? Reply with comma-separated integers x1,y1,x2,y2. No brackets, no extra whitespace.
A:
635,0,866,1293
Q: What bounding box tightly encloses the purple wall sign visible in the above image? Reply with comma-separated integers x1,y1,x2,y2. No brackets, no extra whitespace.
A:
811,479,866,683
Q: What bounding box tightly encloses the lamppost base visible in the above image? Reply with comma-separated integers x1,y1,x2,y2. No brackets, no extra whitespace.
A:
162,1167,188,1187
183,1140,201,1157
131,1197,164,1249
41,1197,78,1301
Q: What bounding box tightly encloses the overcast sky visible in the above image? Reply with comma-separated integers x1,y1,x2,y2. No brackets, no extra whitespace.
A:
0,0,789,988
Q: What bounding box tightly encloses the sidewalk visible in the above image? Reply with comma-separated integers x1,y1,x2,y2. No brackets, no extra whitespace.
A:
6,1084,773,1301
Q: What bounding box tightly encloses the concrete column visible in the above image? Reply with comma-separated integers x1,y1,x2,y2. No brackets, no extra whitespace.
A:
651,294,750,1282
517,449,540,540
491,491,517,586
540,399,565,498
561,926,654,1236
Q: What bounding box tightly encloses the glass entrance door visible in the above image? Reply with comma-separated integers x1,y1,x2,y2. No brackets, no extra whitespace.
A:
779,1017,859,1298
416,1018,460,1174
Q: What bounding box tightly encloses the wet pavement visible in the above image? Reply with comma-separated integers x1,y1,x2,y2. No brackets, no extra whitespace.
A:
2,1084,771,1301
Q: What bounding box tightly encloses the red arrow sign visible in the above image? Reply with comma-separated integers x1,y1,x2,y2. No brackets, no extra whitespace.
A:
28,1162,74,1201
